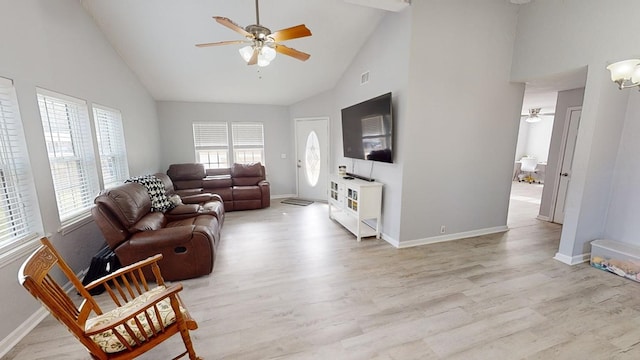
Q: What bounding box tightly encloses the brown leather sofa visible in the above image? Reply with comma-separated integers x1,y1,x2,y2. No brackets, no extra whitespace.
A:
91,182,221,281
154,172,225,228
167,162,270,212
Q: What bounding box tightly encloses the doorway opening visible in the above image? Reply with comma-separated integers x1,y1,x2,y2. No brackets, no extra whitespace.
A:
508,87,557,228
507,69,587,229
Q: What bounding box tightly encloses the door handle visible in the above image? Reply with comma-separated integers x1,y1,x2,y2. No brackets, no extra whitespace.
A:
561,172,569,177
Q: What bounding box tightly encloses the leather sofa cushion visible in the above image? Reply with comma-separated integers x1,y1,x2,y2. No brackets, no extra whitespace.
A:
95,183,151,227
175,188,203,197
130,212,167,232
232,186,261,200
233,176,263,186
173,180,203,190
231,163,263,177
167,204,201,215
206,168,231,177
212,187,232,202
203,176,232,188
167,163,206,181
167,215,218,231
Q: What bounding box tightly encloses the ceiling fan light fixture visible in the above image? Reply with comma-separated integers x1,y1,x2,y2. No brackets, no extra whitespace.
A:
199,0,311,66
525,107,542,123
239,45,254,62
261,45,276,61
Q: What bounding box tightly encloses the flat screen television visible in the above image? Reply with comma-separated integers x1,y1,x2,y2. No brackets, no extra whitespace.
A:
341,92,393,163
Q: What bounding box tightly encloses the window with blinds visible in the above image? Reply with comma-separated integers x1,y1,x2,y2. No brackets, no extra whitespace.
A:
93,104,129,189
38,89,100,223
0,77,39,253
193,122,230,169
231,122,264,165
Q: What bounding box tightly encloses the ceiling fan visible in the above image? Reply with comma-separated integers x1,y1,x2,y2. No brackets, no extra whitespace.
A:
521,107,554,123
195,0,312,67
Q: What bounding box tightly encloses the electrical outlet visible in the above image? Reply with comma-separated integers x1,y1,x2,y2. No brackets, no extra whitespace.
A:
440,225,446,234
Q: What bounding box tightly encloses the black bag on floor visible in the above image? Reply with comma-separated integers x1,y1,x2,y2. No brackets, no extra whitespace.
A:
82,245,121,295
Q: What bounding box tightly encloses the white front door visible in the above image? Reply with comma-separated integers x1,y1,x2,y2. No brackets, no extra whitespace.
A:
295,118,329,201
552,107,581,224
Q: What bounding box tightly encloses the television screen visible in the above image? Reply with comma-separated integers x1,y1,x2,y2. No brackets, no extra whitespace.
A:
341,92,393,163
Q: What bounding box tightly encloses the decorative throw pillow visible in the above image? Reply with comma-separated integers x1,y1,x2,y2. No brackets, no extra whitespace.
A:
125,175,174,212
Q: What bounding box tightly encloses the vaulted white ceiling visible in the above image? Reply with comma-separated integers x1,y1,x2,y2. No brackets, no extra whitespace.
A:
81,0,388,105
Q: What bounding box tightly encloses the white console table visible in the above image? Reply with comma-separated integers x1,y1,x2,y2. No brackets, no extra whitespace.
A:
328,174,382,241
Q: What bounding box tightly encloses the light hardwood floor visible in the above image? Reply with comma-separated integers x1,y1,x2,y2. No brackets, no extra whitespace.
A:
6,183,640,359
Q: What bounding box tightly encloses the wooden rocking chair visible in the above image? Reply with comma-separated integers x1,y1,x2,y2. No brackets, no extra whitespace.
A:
18,237,202,360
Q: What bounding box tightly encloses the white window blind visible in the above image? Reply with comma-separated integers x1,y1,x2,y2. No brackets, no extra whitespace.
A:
0,77,39,252
231,122,264,165
38,89,100,223
93,104,129,189
193,122,229,169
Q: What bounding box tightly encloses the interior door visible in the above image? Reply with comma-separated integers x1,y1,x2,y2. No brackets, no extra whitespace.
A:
295,118,329,201
552,107,581,224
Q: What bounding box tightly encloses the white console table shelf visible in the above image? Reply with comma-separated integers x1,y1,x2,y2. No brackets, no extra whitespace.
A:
328,174,382,241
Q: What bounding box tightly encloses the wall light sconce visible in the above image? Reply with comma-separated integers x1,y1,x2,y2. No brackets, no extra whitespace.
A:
606,59,640,90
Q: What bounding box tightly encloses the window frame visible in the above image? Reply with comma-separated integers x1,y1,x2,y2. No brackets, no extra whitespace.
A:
0,77,41,262
193,122,231,169
92,103,129,189
192,121,265,169
37,88,100,227
231,122,265,165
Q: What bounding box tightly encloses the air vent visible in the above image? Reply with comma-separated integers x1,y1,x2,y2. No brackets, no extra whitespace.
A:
361,71,370,85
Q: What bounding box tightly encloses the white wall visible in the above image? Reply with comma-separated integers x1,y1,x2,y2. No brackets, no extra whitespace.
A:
399,0,523,243
0,0,161,349
604,91,640,243
289,8,411,243
512,0,638,261
156,101,295,196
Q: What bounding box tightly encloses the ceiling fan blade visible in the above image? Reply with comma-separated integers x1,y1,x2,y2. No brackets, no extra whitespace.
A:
195,40,249,48
270,24,312,42
247,47,259,65
214,16,253,38
275,44,311,61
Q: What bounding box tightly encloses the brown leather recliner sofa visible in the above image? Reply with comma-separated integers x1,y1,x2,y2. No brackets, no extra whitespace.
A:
91,181,222,281
167,162,270,212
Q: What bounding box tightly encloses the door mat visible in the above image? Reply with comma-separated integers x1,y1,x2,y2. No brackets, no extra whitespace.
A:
281,198,314,206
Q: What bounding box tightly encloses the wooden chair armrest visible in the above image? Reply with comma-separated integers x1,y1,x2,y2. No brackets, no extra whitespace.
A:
84,283,183,336
84,254,163,291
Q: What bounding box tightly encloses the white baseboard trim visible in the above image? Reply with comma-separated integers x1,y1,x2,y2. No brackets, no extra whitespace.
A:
380,233,399,248
536,215,551,221
0,268,88,357
0,307,49,358
396,226,509,249
553,252,590,265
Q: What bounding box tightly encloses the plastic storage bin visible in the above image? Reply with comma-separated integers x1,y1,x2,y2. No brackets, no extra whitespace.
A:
591,239,640,283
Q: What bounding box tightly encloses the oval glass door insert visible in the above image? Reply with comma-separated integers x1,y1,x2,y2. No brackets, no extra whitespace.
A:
305,131,321,187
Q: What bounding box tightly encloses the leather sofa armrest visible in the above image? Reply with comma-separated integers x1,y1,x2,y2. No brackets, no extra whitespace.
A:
175,188,204,197
127,226,196,248
180,193,212,204
258,180,270,208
